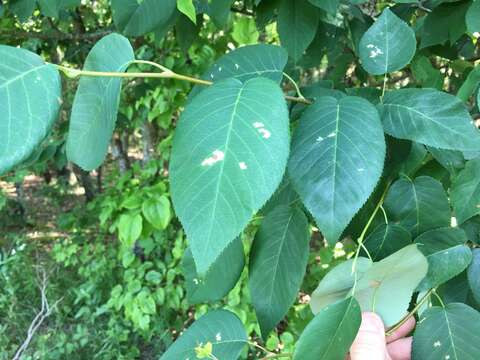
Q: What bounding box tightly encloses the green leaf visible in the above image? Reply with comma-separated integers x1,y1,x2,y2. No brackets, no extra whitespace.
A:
415,227,472,290
0,46,62,175
380,88,480,151
353,244,428,326
208,0,235,27
310,258,373,313
160,310,247,360
189,44,288,98
413,303,480,360
277,0,319,61
451,158,480,224
384,176,450,237
177,0,196,24
111,0,177,36
411,56,444,90
288,96,386,244
428,147,465,175
182,237,245,304
294,297,361,360
363,224,412,261
66,33,134,171
467,1,480,34
118,213,143,247
249,205,310,338
9,0,36,21
359,8,416,75
142,196,171,230
170,78,290,274
261,175,299,215
38,0,80,17
308,0,340,15
232,17,259,45
467,249,480,304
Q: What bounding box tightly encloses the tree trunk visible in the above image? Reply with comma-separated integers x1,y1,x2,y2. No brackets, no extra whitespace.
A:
72,165,95,202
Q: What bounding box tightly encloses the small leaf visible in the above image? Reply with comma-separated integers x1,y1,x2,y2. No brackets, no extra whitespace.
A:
288,96,386,244
160,310,247,360
294,297,361,360
413,303,480,360
66,33,134,170
9,0,36,22
359,8,416,75
0,46,62,175
467,249,480,304
118,213,143,247
451,158,480,224
380,88,480,151
189,44,288,99
208,0,235,27
277,0,319,61
38,0,80,18
170,77,290,274
363,224,412,261
308,0,339,15
182,237,245,304
384,176,451,237
415,227,472,290
111,0,177,36
232,17,259,45
249,205,310,338
142,196,171,230
177,0,196,24
467,1,480,34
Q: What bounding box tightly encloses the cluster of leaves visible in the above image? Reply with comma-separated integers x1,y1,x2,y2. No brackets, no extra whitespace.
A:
2,0,480,359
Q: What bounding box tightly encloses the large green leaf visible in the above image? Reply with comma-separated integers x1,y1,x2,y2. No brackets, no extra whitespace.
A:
359,8,416,75
384,176,451,237
277,0,319,61
466,1,480,34
66,33,134,171
9,0,36,21
380,88,480,151
111,0,177,36
288,96,386,244
170,77,290,274
310,258,373,313
413,303,480,360
0,46,62,175
467,249,480,304
363,223,412,261
451,158,480,224
308,0,339,15
415,227,472,290
353,244,428,326
249,205,310,338
311,245,428,326
182,237,244,304
160,310,247,360
294,297,361,360
189,44,288,99
37,0,80,17
208,0,235,27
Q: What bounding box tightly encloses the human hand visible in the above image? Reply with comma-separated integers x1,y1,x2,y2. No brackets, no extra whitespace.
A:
348,312,415,360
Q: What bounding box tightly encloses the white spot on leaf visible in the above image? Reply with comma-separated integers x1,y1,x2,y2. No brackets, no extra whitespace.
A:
434,341,441,347
357,168,365,172
235,63,240,70
316,136,324,142
327,132,336,138
239,162,247,170
215,333,222,341
253,122,264,128
201,150,225,167
253,122,271,139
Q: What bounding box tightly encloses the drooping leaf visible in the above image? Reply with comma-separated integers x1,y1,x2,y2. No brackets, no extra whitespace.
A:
142,196,171,230
111,0,177,36
170,77,290,274
467,249,480,304
288,96,386,245
160,310,247,360
261,175,299,215
231,17,259,45
277,0,319,61
208,0,235,28
415,227,472,290
451,158,480,224
363,223,412,261
308,0,340,15
310,258,373,313
249,205,310,338
294,297,361,360
189,44,288,99
427,147,465,175
9,0,36,21
413,303,480,360
66,33,134,170
177,0,196,24
411,55,444,90
353,244,428,326
182,237,245,304
384,176,451,237
118,213,143,247
358,8,416,75
380,88,480,151
0,46,62,175
466,1,480,34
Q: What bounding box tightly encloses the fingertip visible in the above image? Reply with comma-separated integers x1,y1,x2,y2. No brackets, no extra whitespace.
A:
387,317,416,343
387,337,413,360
